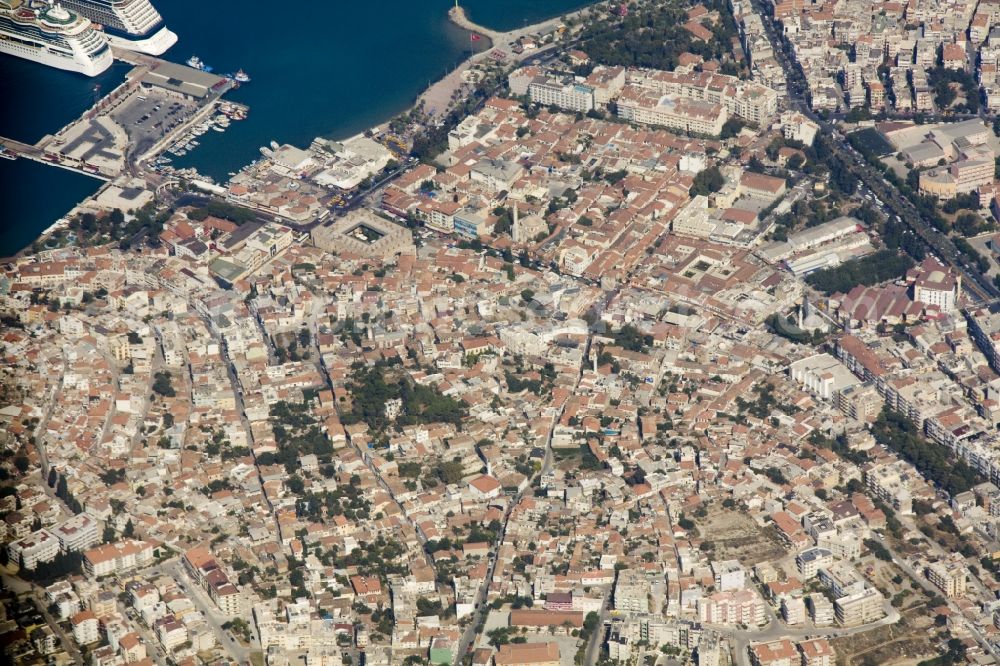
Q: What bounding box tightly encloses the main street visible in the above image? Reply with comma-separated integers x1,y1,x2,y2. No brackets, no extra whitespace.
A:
751,0,1000,658
450,337,588,665
750,0,1000,305
142,558,255,664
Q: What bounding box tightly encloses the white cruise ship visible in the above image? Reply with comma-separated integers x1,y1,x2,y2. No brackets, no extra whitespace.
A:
0,0,112,76
58,0,175,55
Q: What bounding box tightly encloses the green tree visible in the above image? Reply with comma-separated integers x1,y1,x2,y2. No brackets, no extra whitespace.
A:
689,166,724,196
437,460,465,485
152,371,176,398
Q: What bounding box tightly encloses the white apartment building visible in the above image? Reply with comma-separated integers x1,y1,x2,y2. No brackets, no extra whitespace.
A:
8,529,60,570
83,539,155,578
711,560,746,591
71,610,100,646
819,561,866,598
529,78,595,113
617,86,729,136
51,513,101,553
781,596,806,625
796,547,833,579
614,571,651,613
808,596,835,626
697,589,765,626
834,588,885,625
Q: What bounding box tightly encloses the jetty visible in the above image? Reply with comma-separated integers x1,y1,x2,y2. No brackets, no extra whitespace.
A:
418,4,596,117
447,6,504,43
4,48,242,182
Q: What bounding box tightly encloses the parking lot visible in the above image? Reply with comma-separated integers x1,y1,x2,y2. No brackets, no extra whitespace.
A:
110,89,199,159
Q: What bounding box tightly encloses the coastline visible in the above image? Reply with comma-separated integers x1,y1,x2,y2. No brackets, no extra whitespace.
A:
9,2,600,264
413,2,599,119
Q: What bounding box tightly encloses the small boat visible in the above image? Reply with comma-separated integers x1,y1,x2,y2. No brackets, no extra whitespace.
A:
185,55,213,72
212,125,225,132
234,68,250,83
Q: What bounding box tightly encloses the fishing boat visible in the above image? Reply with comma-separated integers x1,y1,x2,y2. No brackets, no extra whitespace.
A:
185,55,213,72
234,68,250,83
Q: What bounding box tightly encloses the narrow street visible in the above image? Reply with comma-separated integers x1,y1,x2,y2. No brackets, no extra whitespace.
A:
143,559,253,664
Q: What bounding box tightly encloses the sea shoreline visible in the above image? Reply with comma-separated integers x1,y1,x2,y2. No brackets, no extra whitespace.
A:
6,1,600,264
379,2,594,126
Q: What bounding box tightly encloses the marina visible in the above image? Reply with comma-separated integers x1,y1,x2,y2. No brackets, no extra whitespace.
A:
0,0,592,256
0,50,247,185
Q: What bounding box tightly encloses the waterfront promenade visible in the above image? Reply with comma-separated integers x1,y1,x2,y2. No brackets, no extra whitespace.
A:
415,3,597,117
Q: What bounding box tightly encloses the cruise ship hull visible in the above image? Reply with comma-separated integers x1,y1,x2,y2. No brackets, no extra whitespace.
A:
102,23,176,55
0,35,113,76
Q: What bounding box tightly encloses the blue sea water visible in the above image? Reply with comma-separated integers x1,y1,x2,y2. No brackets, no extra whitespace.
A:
0,0,590,256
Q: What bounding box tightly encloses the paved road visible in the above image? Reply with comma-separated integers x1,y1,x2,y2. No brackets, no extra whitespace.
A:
751,0,1000,305
873,529,1000,662
149,559,254,663
451,339,585,664
751,3,1000,657
581,600,609,666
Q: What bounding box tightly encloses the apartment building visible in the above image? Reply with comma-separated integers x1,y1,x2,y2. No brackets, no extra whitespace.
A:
750,639,797,666
834,588,885,625
837,382,884,422
83,540,155,578
8,529,59,570
697,589,766,626
71,610,100,646
808,595,835,626
529,77,595,113
800,638,836,666
617,86,729,136
626,68,779,123
585,65,627,105
796,547,833,579
907,257,961,313
866,460,915,513
819,562,866,599
926,558,967,598
51,513,101,553
184,546,244,616
614,570,651,613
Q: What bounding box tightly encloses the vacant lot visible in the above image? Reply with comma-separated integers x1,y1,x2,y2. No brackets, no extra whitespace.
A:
831,619,937,666
696,508,786,566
